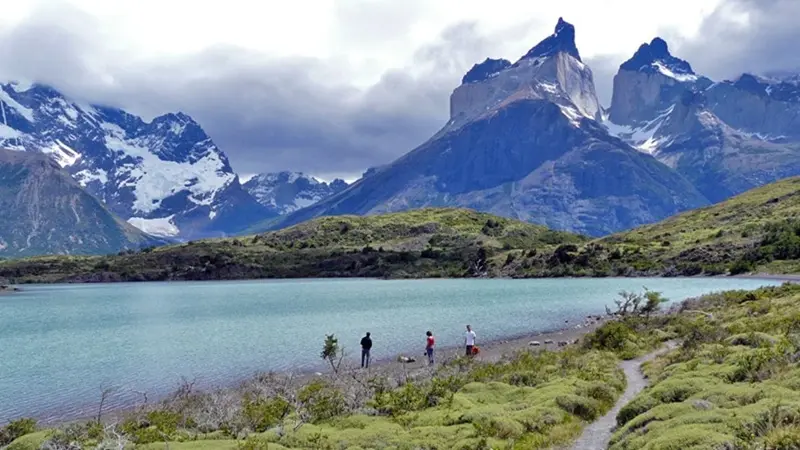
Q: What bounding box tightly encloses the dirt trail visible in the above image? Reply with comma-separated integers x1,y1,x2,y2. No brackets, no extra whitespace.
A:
570,341,678,450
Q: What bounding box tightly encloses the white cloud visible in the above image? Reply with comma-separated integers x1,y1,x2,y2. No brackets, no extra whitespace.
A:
3,0,792,180
2,0,723,88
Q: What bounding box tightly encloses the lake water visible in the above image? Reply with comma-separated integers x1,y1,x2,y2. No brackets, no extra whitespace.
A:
0,277,782,422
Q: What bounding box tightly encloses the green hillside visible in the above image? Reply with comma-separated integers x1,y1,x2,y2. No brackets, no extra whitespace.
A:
609,282,800,449
582,176,800,276
485,176,800,278
0,208,583,283
3,176,800,283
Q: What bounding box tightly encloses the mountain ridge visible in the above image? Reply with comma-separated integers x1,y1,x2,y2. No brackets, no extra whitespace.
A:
0,148,162,257
0,82,272,240
605,35,800,205
243,171,349,216
267,18,710,237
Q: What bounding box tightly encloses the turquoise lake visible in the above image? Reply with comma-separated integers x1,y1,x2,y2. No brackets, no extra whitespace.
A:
0,277,782,422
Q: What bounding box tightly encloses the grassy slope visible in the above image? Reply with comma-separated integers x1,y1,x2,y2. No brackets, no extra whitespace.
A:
5,348,626,450
0,208,583,283
601,176,800,272
3,176,800,282
501,176,800,277
609,282,800,449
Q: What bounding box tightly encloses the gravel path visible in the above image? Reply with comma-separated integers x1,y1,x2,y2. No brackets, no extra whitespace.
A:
570,341,677,450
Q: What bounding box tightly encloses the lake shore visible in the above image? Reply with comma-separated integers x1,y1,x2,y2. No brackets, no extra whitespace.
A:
732,273,800,282
356,315,609,373
5,276,780,425
47,315,610,427
0,284,20,293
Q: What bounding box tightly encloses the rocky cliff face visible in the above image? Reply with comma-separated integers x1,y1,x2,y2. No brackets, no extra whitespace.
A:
243,172,349,215
448,18,600,135
608,38,712,127
0,83,270,239
0,148,161,257
705,74,800,140
605,39,800,203
269,19,709,237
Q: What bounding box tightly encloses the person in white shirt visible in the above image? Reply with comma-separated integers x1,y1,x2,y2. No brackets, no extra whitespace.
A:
464,324,477,357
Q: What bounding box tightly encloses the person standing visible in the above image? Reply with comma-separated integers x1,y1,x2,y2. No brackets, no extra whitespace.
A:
425,331,435,365
464,325,476,357
360,332,372,368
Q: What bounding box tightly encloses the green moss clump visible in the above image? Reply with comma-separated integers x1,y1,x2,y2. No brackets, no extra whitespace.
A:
610,283,800,449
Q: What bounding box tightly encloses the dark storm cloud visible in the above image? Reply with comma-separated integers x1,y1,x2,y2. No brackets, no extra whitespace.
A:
675,0,800,80
0,2,532,179
2,0,797,179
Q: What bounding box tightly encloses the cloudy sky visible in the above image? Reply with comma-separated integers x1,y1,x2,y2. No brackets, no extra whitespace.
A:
0,0,797,181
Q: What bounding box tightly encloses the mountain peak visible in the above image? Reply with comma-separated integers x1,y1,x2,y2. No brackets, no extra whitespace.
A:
619,37,695,80
243,171,349,215
518,17,581,63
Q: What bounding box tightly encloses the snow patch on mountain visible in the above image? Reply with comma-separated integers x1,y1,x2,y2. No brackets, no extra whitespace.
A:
127,215,180,238
653,62,698,82
0,88,35,122
243,171,349,215
43,140,81,167
74,168,109,186
604,106,674,154
0,123,21,139
101,121,235,214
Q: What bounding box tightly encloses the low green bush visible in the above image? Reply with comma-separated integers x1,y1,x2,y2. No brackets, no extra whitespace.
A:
0,418,37,446
297,380,347,424
242,395,291,432
555,395,601,421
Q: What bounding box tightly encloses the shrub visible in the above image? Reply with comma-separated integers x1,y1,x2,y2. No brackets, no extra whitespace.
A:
236,434,272,450
584,321,636,353
120,410,184,444
616,395,658,427
580,382,617,406
553,244,578,264
555,394,601,421
298,380,347,423
730,259,755,275
0,418,37,446
242,395,291,432
371,382,426,417
472,416,525,440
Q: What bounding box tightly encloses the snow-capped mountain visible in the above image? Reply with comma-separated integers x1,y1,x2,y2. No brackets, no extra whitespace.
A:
605,39,800,203
608,38,712,128
243,171,348,215
268,19,709,237
0,82,271,239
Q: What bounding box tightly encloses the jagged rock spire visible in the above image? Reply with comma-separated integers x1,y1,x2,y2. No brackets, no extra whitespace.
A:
620,37,694,76
518,17,581,62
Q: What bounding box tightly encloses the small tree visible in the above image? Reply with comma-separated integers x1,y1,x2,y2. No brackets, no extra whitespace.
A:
641,288,668,320
608,288,667,320
614,290,642,316
320,334,343,374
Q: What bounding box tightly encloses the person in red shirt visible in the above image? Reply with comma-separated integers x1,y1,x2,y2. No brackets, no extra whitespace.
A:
425,331,435,365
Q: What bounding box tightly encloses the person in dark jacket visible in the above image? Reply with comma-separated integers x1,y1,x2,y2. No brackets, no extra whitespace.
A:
360,332,372,368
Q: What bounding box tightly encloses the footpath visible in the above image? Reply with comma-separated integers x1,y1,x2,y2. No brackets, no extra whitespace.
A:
570,341,678,450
